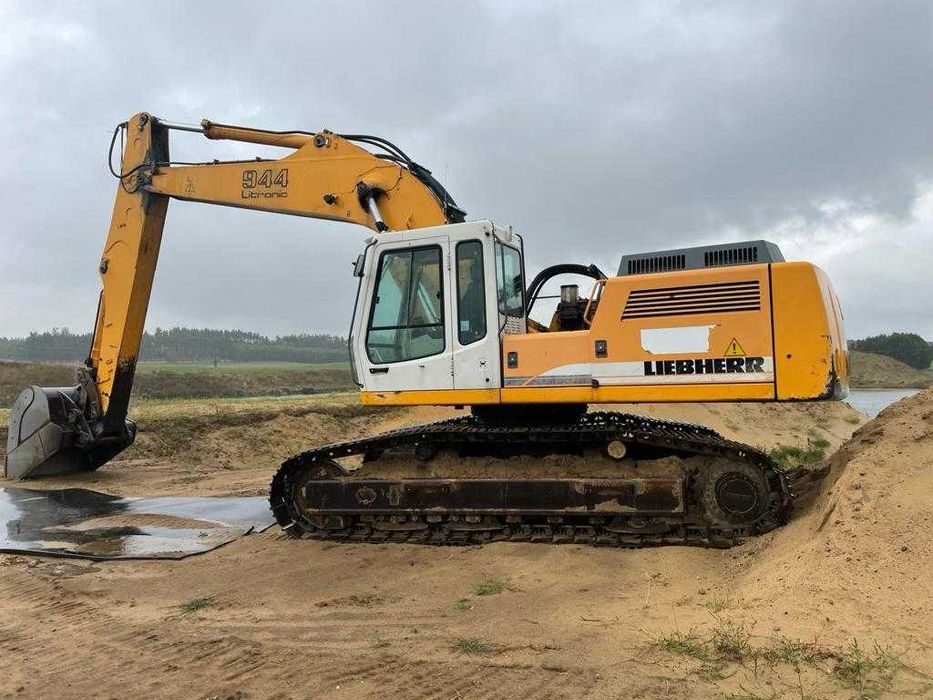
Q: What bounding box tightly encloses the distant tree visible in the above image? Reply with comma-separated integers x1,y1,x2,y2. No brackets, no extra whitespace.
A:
0,327,349,364
850,332,933,370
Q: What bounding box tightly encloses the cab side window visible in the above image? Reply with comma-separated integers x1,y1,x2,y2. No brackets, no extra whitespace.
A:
495,241,524,317
366,246,444,363
456,241,487,345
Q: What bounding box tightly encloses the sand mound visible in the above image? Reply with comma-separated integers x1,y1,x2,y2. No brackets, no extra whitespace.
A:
8,395,933,699
734,388,933,650
849,350,933,389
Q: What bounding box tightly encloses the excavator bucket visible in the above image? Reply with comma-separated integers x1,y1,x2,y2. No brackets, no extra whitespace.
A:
5,386,135,479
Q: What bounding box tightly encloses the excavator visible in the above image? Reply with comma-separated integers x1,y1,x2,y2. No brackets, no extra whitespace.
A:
5,112,849,547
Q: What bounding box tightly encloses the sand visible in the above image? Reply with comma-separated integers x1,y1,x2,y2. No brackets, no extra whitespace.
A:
3,393,932,699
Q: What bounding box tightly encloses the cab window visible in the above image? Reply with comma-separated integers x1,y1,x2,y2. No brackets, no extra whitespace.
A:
456,241,487,345
495,241,524,317
366,246,444,363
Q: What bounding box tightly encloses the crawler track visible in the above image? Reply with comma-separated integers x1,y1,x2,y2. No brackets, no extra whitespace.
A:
269,412,819,548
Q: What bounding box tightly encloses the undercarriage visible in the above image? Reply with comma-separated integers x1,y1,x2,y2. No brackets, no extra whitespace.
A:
270,411,821,548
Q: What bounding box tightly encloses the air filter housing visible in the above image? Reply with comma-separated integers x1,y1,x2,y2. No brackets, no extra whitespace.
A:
619,240,784,276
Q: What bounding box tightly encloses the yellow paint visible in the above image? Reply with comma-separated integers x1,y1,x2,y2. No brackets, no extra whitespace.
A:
771,263,848,399
149,125,448,232
503,264,775,386
91,113,169,417
90,112,451,422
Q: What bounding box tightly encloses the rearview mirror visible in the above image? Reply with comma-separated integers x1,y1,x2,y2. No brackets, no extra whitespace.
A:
352,253,365,277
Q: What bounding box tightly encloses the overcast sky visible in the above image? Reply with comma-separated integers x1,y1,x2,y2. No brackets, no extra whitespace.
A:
1,1,931,340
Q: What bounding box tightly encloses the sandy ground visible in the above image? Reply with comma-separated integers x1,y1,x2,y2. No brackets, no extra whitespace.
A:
3,394,932,699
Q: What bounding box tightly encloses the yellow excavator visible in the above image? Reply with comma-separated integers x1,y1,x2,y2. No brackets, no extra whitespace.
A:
5,112,848,547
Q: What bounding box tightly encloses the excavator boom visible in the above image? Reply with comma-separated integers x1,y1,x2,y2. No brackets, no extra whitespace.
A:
6,112,463,478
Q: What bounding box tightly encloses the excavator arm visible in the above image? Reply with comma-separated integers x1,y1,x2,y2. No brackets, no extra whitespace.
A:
6,112,464,478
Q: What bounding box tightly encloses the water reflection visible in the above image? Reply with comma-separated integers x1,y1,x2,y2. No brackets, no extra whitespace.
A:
0,487,274,560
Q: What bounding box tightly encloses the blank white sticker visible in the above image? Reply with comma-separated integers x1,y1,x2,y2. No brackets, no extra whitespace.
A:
640,325,714,355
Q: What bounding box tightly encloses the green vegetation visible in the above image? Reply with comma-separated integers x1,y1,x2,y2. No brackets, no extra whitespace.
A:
136,361,348,374
850,332,932,371
472,576,517,596
760,636,818,666
179,595,217,614
453,637,493,654
849,350,933,389
769,433,831,470
697,596,731,613
454,598,473,611
0,327,348,364
656,624,900,696
657,630,710,661
0,359,353,405
710,619,751,661
833,640,898,697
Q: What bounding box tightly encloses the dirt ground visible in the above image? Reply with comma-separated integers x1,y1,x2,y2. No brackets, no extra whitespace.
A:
3,393,932,699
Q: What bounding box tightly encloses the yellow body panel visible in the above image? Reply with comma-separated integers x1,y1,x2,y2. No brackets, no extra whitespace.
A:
501,262,848,403
771,263,849,400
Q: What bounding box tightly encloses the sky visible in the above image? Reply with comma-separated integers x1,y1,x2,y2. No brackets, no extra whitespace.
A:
1,0,931,340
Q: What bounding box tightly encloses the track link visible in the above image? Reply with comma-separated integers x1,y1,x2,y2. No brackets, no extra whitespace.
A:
269,411,813,549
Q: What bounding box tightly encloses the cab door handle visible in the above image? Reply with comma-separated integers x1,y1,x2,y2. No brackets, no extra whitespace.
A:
369,367,389,374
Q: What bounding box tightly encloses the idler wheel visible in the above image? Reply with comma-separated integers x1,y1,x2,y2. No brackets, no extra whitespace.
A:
288,459,349,534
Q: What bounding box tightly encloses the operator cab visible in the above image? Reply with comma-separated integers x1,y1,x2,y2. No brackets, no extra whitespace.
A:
349,220,525,399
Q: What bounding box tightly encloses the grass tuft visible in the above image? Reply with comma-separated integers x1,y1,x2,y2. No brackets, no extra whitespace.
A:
454,637,493,654
833,640,898,696
710,619,751,661
698,596,731,613
657,631,710,662
762,636,818,667
472,576,516,596
769,437,830,470
179,595,216,614
655,627,903,697
455,598,473,611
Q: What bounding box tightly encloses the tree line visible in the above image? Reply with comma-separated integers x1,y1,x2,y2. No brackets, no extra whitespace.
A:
849,332,933,371
0,328,348,364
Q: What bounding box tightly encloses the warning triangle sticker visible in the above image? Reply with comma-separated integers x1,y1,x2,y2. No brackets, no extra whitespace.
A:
724,338,746,356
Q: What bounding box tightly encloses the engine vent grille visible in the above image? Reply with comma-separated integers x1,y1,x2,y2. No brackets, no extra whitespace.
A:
619,240,784,276
625,254,686,275
622,280,761,319
704,246,760,267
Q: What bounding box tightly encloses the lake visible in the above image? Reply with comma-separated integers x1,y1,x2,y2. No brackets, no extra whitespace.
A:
846,388,921,418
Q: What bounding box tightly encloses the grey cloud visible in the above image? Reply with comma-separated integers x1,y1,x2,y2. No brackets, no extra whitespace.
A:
1,0,931,338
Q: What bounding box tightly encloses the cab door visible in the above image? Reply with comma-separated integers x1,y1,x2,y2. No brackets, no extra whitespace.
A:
449,222,504,390
354,228,454,392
